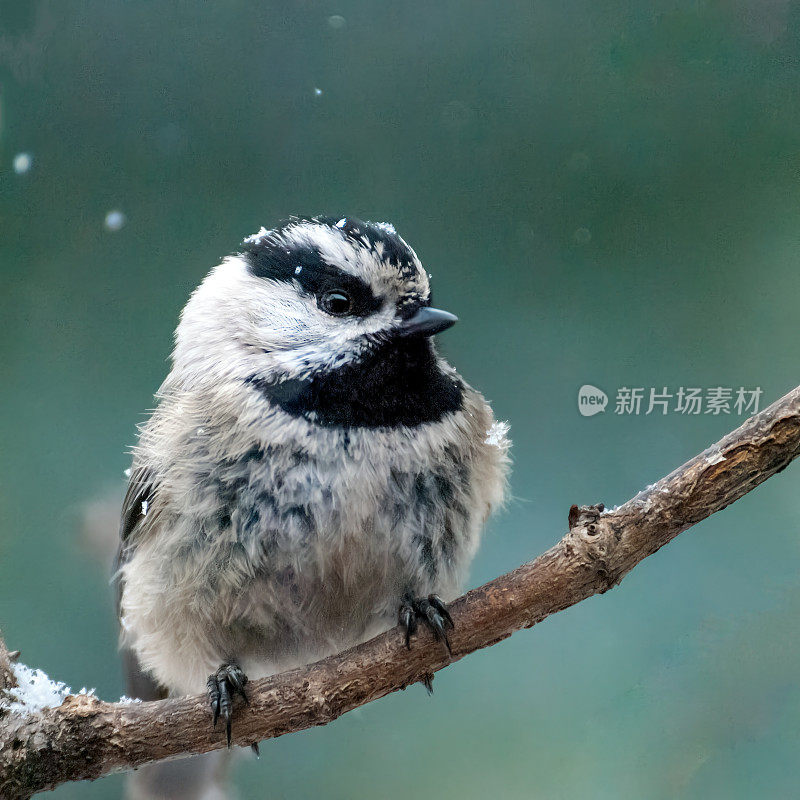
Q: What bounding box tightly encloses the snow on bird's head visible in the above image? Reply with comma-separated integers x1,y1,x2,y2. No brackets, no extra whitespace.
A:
240,216,429,308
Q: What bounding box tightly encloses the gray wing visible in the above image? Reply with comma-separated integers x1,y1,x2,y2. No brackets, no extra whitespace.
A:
114,464,167,701
114,463,160,589
119,464,158,546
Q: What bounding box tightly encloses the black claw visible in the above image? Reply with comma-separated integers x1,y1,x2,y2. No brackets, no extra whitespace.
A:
251,742,261,758
398,594,455,656
206,663,249,747
399,601,418,649
424,605,452,654
207,676,221,727
227,666,247,699
422,673,434,695
429,595,454,629
219,677,232,731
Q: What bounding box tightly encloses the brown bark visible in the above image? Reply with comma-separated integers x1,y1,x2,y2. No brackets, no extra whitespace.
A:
2,384,800,799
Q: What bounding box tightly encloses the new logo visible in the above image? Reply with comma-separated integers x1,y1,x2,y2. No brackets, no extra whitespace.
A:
578,385,608,417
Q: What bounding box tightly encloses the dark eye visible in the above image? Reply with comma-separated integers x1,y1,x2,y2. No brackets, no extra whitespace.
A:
319,291,353,316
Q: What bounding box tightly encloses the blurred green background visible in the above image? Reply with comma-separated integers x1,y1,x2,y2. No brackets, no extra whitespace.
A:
2,1,800,797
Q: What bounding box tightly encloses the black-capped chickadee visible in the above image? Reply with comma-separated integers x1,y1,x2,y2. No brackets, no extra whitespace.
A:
116,216,510,744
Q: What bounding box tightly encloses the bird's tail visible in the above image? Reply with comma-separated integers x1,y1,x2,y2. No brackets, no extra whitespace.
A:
122,646,234,800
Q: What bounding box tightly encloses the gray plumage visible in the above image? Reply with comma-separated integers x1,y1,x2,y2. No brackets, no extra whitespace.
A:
116,217,510,701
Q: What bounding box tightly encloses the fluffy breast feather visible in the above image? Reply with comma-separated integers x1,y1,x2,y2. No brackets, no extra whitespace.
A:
118,372,509,693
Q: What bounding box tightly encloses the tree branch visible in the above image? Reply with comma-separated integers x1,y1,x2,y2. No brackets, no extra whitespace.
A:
3,384,800,798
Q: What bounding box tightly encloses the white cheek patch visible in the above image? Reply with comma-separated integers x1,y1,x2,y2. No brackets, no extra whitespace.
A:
253,282,328,348
244,277,397,378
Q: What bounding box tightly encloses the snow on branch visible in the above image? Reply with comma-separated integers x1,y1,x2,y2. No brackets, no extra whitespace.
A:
2,384,800,798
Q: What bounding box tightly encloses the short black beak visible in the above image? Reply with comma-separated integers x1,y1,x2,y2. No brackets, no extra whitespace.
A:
395,306,458,338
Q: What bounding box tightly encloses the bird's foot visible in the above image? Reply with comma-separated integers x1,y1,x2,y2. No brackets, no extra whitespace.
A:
207,663,249,747
399,594,454,655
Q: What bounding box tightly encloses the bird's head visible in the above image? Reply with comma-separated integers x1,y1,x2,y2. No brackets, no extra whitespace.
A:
172,217,458,392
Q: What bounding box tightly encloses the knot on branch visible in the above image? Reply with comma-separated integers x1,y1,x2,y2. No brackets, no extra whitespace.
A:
566,503,622,593
567,503,604,530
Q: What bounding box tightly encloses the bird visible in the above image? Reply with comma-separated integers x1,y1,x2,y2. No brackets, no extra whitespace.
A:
115,215,510,748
